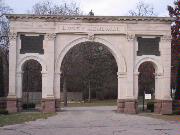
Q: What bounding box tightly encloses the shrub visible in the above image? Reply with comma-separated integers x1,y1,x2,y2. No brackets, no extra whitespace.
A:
147,102,154,112
22,103,35,109
0,109,9,115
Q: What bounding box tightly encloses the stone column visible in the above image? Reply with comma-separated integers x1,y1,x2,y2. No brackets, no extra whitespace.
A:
41,71,55,113
117,72,137,114
16,71,23,112
7,32,18,113
54,72,61,110
117,72,126,113
41,33,56,113
154,73,172,114
134,72,139,100
121,34,137,114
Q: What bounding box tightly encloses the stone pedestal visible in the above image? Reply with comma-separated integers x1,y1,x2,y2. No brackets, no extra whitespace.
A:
55,99,61,111
117,99,137,114
154,100,172,114
17,98,22,112
6,98,17,113
117,99,125,113
173,100,180,114
154,100,162,114
41,99,55,113
124,100,137,114
0,98,7,109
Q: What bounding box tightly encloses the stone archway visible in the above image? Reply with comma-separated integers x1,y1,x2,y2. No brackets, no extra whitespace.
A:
15,56,48,111
22,59,42,111
137,62,155,112
134,57,172,114
55,37,126,74
134,57,164,99
54,37,127,109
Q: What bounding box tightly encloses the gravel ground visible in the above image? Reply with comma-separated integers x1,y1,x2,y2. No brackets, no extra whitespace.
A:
0,106,180,135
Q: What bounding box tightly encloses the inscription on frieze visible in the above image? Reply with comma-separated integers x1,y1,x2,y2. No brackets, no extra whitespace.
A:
58,24,126,33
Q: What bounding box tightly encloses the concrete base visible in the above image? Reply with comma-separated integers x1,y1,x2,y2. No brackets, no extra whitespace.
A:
154,100,172,115
55,99,61,111
117,99,137,114
6,98,17,113
41,99,55,113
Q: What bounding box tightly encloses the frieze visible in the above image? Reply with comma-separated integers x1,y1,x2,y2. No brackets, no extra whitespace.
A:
58,24,126,33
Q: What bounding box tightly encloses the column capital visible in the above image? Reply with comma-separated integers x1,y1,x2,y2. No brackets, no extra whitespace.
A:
45,33,56,41
55,71,62,75
126,33,135,41
16,71,23,77
9,32,17,41
155,72,163,79
117,72,127,78
161,35,172,42
41,71,48,77
133,72,139,76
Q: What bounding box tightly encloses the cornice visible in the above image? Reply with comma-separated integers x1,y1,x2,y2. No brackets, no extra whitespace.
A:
5,14,174,23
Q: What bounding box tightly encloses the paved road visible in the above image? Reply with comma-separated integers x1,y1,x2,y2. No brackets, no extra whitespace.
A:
0,106,180,135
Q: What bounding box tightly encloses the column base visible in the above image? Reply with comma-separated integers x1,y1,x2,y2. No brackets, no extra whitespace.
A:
173,100,180,114
154,100,172,115
6,98,17,113
41,99,55,113
55,99,61,111
0,97,7,109
17,98,22,112
117,99,137,114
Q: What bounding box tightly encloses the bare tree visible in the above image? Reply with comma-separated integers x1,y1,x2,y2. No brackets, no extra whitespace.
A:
0,0,13,97
128,1,157,16
30,0,82,15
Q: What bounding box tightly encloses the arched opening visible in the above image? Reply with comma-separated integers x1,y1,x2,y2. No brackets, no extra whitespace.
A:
138,62,155,112
22,59,42,111
60,41,118,107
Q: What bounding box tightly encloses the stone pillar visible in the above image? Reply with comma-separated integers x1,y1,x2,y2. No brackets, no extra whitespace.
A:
41,71,55,113
54,72,61,110
134,72,139,99
117,72,137,114
41,33,56,113
117,72,126,113
7,32,18,113
16,72,23,112
154,73,172,114
123,34,137,114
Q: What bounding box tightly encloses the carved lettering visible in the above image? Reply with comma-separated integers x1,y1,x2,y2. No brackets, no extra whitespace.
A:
59,25,125,33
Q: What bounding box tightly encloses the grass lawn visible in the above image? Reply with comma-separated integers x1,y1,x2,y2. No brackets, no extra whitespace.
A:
61,99,117,107
139,113,180,122
0,112,56,127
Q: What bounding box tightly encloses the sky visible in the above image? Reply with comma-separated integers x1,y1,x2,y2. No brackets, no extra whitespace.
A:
5,0,174,16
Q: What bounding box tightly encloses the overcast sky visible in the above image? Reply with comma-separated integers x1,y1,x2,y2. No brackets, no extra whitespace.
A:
5,0,174,16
